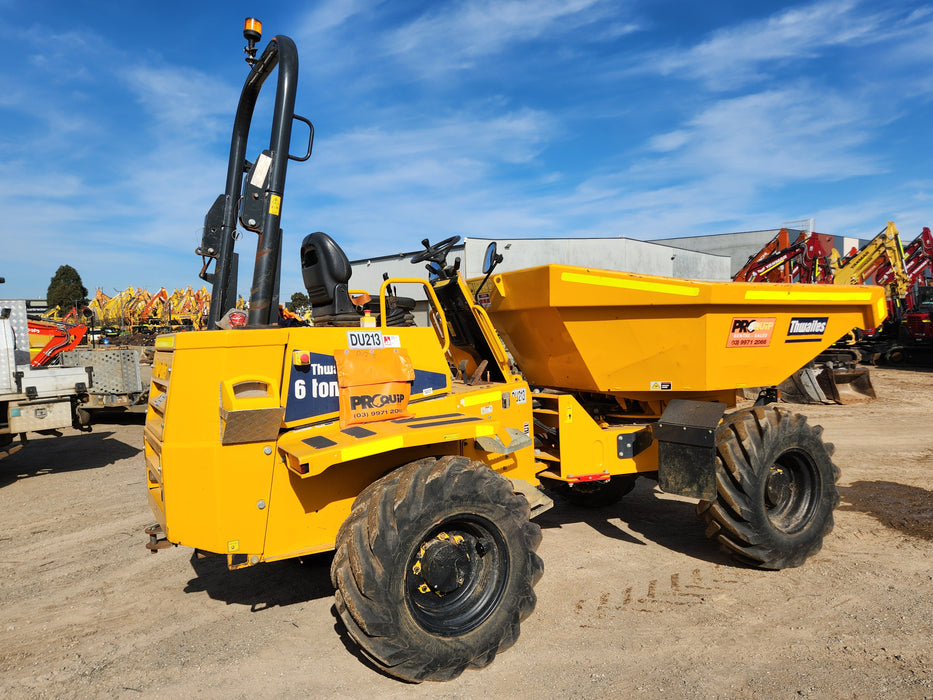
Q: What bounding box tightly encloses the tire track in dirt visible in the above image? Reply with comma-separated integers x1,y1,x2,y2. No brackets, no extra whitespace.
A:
572,565,746,624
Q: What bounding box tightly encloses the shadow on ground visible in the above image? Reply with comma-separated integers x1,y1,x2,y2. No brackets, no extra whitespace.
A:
840,480,933,541
535,478,734,567
0,429,142,486
185,549,335,610
88,410,147,427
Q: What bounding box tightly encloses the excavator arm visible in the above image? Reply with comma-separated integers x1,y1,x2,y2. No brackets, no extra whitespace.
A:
830,221,909,298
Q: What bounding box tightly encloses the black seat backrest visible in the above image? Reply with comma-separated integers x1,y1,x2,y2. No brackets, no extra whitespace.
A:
299,231,418,327
300,232,358,321
301,232,350,304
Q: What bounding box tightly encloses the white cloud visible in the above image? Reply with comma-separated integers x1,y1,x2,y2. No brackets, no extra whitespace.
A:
303,107,556,198
640,0,893,88
384,0,637,74
670,87,880,180
120,65,232,138
648,130,690,153
298,0,378,33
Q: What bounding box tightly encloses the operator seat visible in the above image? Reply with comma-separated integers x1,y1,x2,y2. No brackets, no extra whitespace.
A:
300,232,416,327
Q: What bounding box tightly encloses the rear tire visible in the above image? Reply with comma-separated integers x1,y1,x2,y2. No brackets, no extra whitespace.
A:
331,456,543,682
697,406,839,569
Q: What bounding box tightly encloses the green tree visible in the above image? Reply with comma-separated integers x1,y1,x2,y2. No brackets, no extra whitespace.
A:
47,265,88,311
287,291,310,313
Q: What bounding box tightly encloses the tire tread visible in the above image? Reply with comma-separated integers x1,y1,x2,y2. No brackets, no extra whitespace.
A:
332,456,543,682
698,406,839,569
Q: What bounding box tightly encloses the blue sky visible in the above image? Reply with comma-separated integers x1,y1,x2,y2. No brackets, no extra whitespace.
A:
2,0,932,301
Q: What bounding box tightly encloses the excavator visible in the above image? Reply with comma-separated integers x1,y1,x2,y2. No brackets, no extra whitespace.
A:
876,227,933,311
27,317,87,366
873,227,933,361
828,221,909,300
735,229,835,284
737,222,912,401
740,221,933,369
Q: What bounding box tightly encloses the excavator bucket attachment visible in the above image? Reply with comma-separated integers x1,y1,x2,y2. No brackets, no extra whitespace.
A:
778,367,830,404
778,365,877,405
816,367,876,404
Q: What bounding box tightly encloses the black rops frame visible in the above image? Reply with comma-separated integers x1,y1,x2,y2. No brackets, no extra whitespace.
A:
206,34,312,329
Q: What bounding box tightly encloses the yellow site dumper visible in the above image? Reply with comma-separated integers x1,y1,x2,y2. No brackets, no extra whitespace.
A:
144,21,886,683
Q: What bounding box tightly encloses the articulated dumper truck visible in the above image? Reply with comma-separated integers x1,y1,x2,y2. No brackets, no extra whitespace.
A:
144,20,886,682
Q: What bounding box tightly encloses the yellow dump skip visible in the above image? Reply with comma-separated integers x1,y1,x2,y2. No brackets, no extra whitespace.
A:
485,265,886,400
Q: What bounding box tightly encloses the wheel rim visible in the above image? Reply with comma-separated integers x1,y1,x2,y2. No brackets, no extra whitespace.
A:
764,449,821,534
405,514,509,637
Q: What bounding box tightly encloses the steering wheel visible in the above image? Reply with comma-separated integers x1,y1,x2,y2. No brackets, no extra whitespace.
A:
410,235,461,265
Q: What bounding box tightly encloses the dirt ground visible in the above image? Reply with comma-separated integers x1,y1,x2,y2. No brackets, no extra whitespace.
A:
1,367,931,698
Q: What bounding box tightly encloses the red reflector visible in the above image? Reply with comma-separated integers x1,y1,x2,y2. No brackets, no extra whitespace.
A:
567,473,611,483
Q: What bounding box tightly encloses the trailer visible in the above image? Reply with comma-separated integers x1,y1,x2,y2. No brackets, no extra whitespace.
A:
0,298,90,458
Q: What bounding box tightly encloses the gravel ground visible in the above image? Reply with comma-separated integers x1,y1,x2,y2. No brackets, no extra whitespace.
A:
1,367,931,698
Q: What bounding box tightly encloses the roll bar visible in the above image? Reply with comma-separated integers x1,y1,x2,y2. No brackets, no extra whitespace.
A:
204,34,304,328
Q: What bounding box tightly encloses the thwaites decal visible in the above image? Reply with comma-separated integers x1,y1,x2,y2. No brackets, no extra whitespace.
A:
785,316,829,343
286,351,340,422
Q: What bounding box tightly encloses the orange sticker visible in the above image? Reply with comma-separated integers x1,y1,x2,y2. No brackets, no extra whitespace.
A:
335,348,414,426
340,381,411,425
727,317,776,348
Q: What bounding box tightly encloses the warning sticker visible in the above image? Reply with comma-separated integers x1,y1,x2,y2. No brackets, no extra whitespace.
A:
727,317,776,348
250,152,271,187
650,381,673,391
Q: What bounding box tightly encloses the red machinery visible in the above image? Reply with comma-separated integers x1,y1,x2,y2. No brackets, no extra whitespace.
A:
27,318,87,367
736,223,933,365
735,228,837,284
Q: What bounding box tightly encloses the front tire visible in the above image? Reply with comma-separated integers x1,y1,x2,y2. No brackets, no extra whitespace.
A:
331,456,543,682
697,406,839,569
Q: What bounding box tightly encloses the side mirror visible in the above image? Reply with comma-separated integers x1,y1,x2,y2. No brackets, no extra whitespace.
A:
482,242,503,275
474,242,504,304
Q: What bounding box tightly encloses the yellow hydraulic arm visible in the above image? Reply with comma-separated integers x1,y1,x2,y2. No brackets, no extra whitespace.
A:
829,221,909,298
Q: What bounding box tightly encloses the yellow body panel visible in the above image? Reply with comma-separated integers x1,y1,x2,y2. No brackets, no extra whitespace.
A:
532,393,658,479
145,322,538,565
485,265,886,400
146,333,288,556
